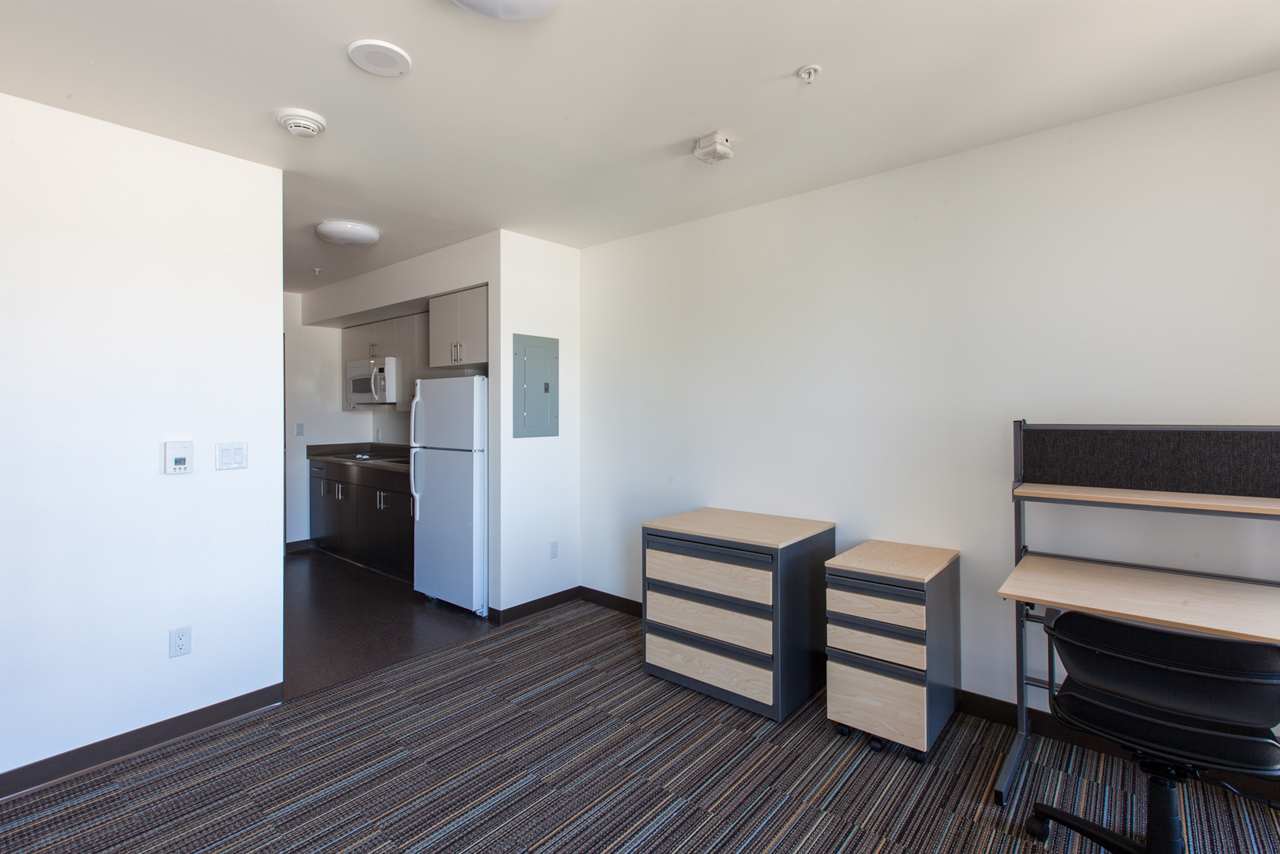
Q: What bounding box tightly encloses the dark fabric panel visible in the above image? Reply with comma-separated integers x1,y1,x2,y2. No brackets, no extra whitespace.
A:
1021,428,1280,498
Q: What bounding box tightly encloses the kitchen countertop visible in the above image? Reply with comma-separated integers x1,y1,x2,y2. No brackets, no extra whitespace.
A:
307,443,411,474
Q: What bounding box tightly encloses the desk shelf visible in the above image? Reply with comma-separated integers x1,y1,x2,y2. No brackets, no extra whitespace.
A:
1013,482,1280,518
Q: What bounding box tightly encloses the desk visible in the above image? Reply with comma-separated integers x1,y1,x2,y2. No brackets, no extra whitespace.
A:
993,553,1280,805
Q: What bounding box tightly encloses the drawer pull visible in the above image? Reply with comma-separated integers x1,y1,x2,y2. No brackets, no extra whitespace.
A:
827,575,925,604
827,646,926,685
827,659,927,751
646,633,773,706
827,588,925,631
644,534,773,569
646,549,773,606
647,590,772,655
648,579,771,619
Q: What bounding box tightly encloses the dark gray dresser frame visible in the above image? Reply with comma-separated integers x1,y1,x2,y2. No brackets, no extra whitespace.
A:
641,525,836,722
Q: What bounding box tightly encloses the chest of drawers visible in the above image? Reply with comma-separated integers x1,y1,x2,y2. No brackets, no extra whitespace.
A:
642,508,836,721
825,540,960,754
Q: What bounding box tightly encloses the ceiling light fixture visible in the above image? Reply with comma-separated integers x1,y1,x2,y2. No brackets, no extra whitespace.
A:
693,132,734,164
450,0,561,22
798,65,821,84
275,108,327,137
315,221,380,246
348,39,412,77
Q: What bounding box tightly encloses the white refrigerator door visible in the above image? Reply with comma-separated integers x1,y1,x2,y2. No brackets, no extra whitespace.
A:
411,376,486,451
412,447,487,615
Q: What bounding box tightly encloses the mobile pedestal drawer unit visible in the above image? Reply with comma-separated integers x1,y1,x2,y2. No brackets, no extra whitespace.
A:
642,507,836,721
826,540,960,757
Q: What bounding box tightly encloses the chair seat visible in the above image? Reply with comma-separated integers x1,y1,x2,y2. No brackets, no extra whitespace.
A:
1053,676,1280,777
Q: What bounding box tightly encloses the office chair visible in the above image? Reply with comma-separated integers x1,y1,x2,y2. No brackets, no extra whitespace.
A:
1023,609,1280,854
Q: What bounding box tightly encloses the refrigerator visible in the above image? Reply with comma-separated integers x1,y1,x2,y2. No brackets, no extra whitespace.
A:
409,376,488,617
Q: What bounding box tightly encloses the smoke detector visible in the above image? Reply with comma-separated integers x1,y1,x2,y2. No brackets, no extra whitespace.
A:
693,132,734,164
348,39,412,77
275,108,326,138
798,65,821,84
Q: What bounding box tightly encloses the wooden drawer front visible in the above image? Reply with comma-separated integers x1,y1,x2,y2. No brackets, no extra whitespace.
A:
827,588,925,632
827,624,925,671
827,660,927,752
647,591,772,655
646,634,773,706
646,549,772,606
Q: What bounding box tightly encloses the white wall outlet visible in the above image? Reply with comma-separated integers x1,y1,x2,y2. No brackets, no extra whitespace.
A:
169,626,191,657
550,540,558,559
376,428,382,441
295,423,304,437
164,441,193,474
214,442,248,470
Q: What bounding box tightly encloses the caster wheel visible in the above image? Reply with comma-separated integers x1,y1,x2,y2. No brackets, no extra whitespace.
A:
907,748,926,763
1025,813,1050,842
867,737,887,752
834,724,853,737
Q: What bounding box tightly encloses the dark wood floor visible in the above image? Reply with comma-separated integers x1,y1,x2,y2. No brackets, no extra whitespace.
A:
283,550,494,700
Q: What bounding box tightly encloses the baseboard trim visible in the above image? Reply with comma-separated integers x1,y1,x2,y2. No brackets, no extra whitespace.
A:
0,683,283,803
285,539,315,554
579,587,642,618
488,586,642,625
958,689,1280,803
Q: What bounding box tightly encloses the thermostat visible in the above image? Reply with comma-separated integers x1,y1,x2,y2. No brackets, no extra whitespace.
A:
164,441,193,474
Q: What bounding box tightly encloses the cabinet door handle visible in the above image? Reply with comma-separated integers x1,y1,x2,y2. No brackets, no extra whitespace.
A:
320,480,326,496
458,341,464,363
337,483,344,500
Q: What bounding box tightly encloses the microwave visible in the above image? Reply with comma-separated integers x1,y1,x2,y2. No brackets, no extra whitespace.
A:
346,357,397,407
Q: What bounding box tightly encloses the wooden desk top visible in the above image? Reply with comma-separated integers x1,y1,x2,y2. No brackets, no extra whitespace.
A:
643,507,835,549
827,540,959,583
999,553,1280,645
1014,483,1280,517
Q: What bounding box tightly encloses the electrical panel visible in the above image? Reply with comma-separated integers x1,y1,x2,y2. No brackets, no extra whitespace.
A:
513,334,558,438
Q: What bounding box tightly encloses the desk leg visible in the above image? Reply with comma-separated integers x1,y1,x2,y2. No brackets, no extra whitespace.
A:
993,600,1030,807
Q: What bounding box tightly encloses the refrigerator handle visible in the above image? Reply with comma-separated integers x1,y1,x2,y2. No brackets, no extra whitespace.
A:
409,391,419,446
409,451,420,522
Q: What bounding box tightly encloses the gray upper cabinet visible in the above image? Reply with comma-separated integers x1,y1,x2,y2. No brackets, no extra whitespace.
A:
429,285,488,367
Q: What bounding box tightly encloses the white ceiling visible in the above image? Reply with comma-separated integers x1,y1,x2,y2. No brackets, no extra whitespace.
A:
3,1,1280,293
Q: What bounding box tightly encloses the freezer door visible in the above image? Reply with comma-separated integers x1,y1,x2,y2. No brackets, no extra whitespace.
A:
413,376,486,451
412,447,487,614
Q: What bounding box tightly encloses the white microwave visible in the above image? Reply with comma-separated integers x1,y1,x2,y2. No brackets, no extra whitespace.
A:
346,357,397,407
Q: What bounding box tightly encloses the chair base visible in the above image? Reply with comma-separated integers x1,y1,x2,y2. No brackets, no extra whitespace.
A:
1025,766,1185,854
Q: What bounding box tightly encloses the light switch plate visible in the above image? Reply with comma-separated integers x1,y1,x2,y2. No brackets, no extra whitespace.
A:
164,441,193,474
215,442,249,470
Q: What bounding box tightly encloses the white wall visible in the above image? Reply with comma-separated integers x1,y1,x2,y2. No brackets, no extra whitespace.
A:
494,231,582,609
0,93,283,773
301,231,499,328
283,292,370,543
579,71,1280,703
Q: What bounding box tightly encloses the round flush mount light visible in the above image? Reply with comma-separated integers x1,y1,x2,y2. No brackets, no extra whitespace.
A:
275,107,326,137
348,39,412,77
450,0,561,22
315,220,380,246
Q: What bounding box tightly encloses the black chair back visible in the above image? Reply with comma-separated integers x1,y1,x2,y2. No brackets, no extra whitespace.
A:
1045,609,1280,776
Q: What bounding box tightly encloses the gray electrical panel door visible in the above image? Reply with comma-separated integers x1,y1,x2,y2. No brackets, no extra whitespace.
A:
513,334,558,438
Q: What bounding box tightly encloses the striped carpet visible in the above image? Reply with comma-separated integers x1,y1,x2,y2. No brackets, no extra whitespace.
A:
2,601,1276,853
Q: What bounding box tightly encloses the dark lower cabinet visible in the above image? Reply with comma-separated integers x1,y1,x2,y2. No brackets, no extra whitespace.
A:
309,461,413,582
